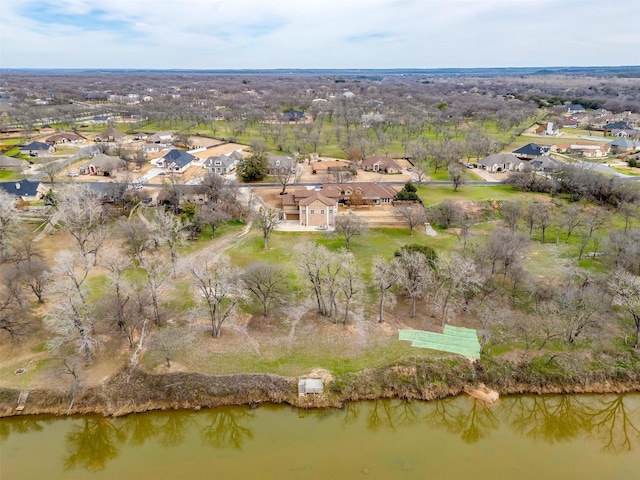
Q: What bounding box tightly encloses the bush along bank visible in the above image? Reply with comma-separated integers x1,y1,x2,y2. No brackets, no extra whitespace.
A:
1,352,639,418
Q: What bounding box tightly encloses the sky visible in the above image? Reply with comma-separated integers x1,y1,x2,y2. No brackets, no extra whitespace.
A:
1,0,639,69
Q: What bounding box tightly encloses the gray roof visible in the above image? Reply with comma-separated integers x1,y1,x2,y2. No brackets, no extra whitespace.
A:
70,145,101,161
478,153,519,167
21,141,51,151
528,155,563,172
82,153,127,171
163,149,195,168
0,155,28,168
605,121,631,129
0,179,40,197
607,138,640,148
205,155,236,169
513,143,550,156
95,126,126,140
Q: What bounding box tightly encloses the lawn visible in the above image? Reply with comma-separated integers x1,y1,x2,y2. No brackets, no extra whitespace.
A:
417,184,537,206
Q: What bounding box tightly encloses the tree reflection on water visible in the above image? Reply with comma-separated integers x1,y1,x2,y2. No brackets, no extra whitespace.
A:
199,407,254,449
7,394,638,473
64,417,124,472
60,407,255,472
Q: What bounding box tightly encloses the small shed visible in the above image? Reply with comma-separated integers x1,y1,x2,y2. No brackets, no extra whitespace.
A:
298,378,323,396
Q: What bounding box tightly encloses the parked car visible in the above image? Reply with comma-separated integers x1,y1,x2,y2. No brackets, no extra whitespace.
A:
134,183,143,190
67,172,79,177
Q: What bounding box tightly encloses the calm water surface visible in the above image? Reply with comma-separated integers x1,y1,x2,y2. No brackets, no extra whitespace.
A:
1,394,639,480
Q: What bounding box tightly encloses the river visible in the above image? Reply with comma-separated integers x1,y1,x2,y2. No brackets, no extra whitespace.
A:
1,394,639,480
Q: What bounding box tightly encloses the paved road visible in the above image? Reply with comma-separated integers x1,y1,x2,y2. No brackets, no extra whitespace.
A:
573,160,629,177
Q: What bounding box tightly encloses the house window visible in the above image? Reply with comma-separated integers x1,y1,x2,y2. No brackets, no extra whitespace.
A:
310,209,315,214
329,209,333,214
321,209,325,214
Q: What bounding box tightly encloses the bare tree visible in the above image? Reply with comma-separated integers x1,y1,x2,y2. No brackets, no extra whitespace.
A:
577,207,611,260
196,204,231,238
394,249,434,318
557,203,583,243
117,217,154,259
372,256,400,323
500,201,522,232
0,290,29,342
395,203,426,236
324,166,353,184
189,255,246,337
102,251,136,347
39,156,60,184
477,227,529,276
45,250,98,363
0,190,16,260
273,157,297,195
255,207,281,250
433,254,483,326
334,213,369,249
54,185,109,267
243,262,288,317
609,270,640,349
295,243,351,318
448,163,466,191
137,251,170,327
151,209,189,277
337,255,363,325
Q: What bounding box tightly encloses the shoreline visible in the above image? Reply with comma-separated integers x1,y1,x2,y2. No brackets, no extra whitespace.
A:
2,356,639,418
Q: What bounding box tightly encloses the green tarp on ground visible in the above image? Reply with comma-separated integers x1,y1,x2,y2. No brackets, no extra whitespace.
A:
399,325,481,360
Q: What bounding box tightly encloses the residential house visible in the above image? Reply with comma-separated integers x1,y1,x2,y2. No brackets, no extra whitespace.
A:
566,104,585,114
95,126,127,142
607,138,640,154
604,121,632,136
81,153,127,176
534,122,560,136
158,149,195,172
478,153,524,172
282,182,397,226
298,191,338,227
609,129,639,138
361,155,402,174
204,151,243,174
147,131,174,144
528,155,563,173
0,155,29,171
0,179,42,201
283,109,305,122
141,143,164,156
69,145,101,161
268,155,296,174
329,182,397,205
562,118,578,128
20,141,55,157
46,132,86,145
566,144,610,158
158,185,208,207
38,125,55,135
512,143,551,160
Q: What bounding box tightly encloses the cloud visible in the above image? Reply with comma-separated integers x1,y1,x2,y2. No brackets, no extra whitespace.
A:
1,0,638,68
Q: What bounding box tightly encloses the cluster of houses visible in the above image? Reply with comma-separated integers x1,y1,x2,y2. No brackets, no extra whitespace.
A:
478,143,563,173
478,136,640,174
563,105,640,137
